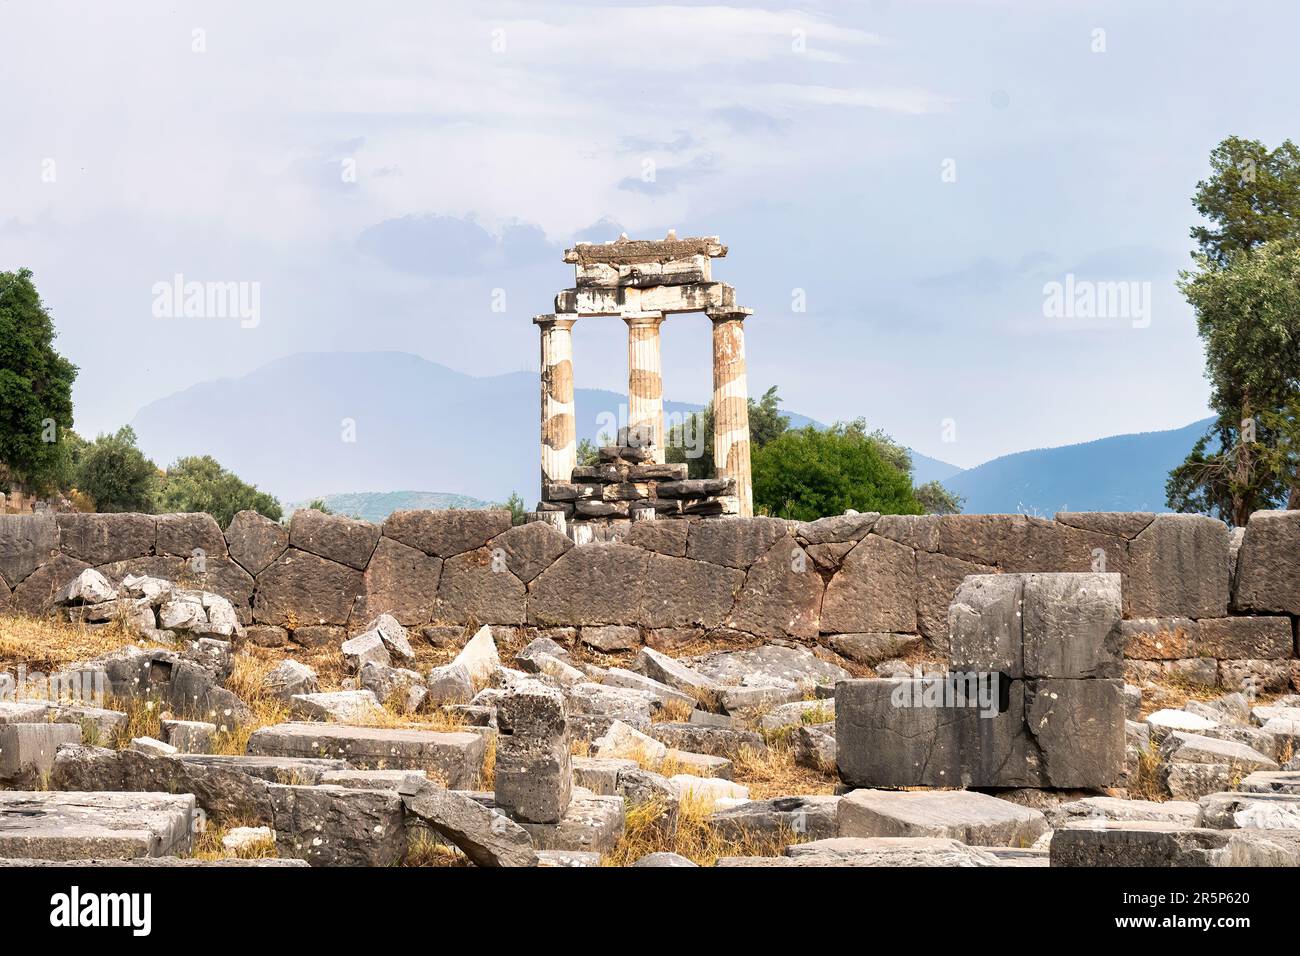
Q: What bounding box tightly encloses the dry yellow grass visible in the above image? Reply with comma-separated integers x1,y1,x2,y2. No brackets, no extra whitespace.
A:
188,819,278,861
604,791,803,867
0,612,150,671
731,742,837,800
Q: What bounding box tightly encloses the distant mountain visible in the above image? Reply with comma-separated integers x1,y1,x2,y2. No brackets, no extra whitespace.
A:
942,417,1213,515
128,350,1206,516
286,491,494,523
129,351,822,505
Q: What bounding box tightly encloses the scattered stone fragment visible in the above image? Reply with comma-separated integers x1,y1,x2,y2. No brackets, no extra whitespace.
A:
263,660,318,701
592,720,667,764
495,682,572,824
247,723,485,788
711,795,839,842
289,690,383,723
454,625,500,687
340,631,390,673
268,783,405,866
130,736,178,757
633,852,698,867
222,826,274,853
0,723,83,785
161,719,217,754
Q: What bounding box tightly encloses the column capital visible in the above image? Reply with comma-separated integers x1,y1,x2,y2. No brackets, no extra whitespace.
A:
533,313,577,330
706,307,753,324
621,310,665,329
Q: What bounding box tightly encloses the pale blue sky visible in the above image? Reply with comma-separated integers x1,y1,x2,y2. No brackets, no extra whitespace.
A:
2,0,1295,469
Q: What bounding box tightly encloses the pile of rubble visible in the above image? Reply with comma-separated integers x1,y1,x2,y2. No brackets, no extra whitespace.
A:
3,564,1300,868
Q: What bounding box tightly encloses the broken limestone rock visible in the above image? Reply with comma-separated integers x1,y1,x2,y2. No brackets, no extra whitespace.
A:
400,780,537,867
592,719,667,764
289,690,382,723
454,625,500,687
263,660,318,701
340,631,390,673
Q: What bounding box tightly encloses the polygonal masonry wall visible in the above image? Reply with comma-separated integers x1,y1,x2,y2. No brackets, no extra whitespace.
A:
1,509,1298,693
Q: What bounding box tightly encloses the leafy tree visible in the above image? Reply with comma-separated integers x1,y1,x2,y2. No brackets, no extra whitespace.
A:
915,480,965,515
1191,137,1300,267
1169,240,1300,524
502,492,527,526
0,268,78,494
305,498,333,514
575,439,599,467
666,385,790,479
752,420,923,521
155,455,282,527
75,426,158,513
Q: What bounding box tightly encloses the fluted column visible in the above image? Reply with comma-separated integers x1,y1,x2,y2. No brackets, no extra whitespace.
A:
535,314,577,490
710,309,753,516
624,311,666,462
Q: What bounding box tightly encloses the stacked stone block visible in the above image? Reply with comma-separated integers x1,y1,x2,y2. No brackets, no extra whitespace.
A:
836,572,1127,790
539,441,737,521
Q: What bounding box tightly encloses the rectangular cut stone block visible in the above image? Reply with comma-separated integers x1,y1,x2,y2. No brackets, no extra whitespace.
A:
948,574,1023,676
1050,820,1300,867
0,723,83,785
835,679,964,788
555,282,735,316
1234,510,1300,613
494,684,572,824
1194,616,1293,659
1025,678,1125,788
1020,572,1122,678
246,723,485,789
268,784,406,867
515,792,625,854
0,791,195,860
1126,514,1229,618
837,789,1049,847
836,677,1124,789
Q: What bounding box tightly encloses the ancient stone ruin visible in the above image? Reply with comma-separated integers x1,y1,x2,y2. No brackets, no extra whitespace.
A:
0,505,1298,868
535,234,753,535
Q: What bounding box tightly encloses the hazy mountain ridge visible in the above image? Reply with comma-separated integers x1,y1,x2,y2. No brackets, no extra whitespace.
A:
129,350,1205,516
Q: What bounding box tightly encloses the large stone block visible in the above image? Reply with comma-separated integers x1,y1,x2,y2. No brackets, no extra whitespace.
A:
640,553,745,629
224,510,289,576
1024,678,1125,787
1234,510,1300,613
253,548,363,626
1126,514,1229,618
1021,572,1123,679
724,537,822,640
1050,820,1300,867
835,679,964,788
491,521,572,583
9,553,89,614
268,784,405,866
821,534,917,634
400,781,537,867
156,513,227,560
949,574,1024,676
358,536,441,624
528,543,649,626
288,508,381,570
916,551,994,651
0,723,83,785
57,513,156,565
0,513,58,589
434,547,526,624
246,722,485,788
685,516,790,569
1195,616,1293,659
838,789,1049,847
383,509,512,558
495,683,572,824
0,791,195,860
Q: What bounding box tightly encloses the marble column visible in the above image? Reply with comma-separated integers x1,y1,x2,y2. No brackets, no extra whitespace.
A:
624,311,666,462
535,314,577,490
710,309,753,516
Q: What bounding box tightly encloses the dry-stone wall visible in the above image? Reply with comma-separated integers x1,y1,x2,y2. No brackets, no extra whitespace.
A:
1,508,1298,690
